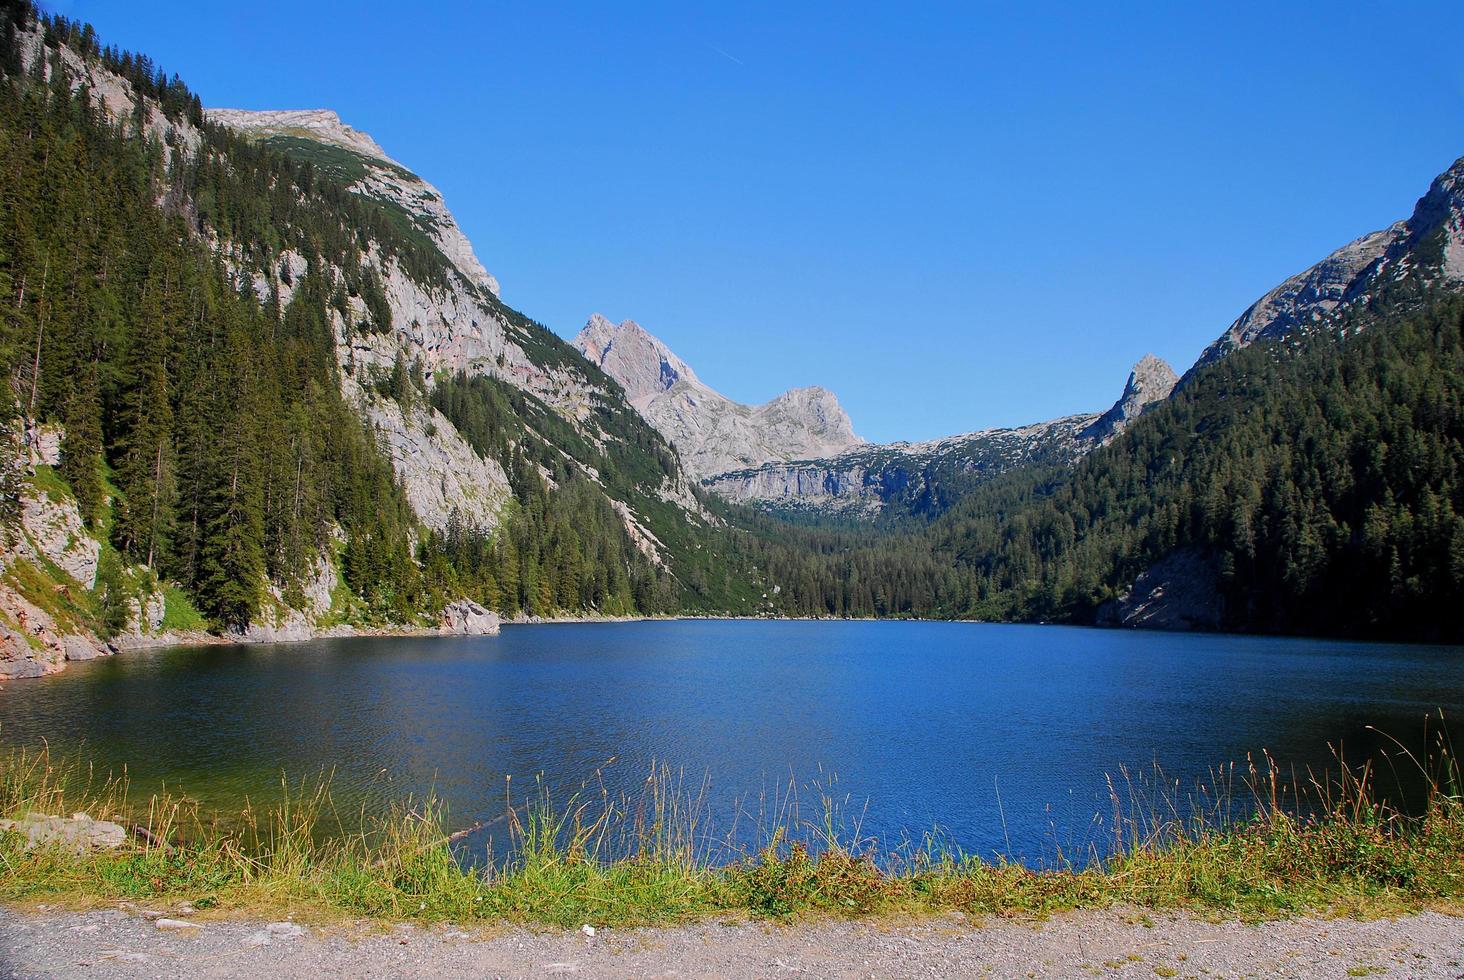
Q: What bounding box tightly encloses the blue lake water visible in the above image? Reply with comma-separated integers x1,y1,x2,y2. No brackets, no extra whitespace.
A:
0,621,1461,865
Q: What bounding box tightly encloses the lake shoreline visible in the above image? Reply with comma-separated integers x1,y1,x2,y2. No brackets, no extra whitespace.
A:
0,736,1461,952
110,611,977,654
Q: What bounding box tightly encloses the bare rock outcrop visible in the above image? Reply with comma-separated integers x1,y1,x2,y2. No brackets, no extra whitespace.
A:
1197,153,1464,367
351,386,511,533
439,600,501,636
1097,547,1223,631
1,481,113,679
1081,354,1179,445
18,487,99,589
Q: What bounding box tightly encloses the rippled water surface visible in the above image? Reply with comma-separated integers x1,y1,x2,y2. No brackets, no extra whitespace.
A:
1,622,1461,863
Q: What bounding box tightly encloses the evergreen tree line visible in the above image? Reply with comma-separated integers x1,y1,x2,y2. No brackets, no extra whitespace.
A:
423,372,677,618
0,33,422,627
720,295,1464,639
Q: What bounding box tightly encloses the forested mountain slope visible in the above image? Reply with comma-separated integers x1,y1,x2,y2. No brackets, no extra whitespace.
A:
0,4,767,676
719,294,1464,638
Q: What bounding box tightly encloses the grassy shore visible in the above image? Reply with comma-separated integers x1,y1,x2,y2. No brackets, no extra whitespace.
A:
0,738,1461,929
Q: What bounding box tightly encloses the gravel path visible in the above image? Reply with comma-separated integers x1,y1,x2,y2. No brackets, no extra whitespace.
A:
1,904,1461,978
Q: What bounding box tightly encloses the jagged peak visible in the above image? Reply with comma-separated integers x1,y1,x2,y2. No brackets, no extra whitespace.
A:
1082,354,1178,445
1127,354,1179,396
573,313,862,475
574,314,699,401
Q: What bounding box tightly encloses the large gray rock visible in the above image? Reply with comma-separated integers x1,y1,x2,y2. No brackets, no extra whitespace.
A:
19,488,99,588
574,314,862,479
0,812,128,850
61,634,110,662
0,621,50,678
440,600,501,636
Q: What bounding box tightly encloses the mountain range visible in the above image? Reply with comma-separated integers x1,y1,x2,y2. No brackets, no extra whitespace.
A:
2,2,1462,679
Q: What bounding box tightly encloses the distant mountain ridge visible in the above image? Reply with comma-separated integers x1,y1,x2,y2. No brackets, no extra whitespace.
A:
573,314,862,478
705,355,1177,517
573,312,1177,517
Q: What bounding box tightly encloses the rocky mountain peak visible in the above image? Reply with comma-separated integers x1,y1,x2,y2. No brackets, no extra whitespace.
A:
573,314,861,478
1125,355,1180,406
575,314,698,405
1197,153,1464,367
1083,354,1178,444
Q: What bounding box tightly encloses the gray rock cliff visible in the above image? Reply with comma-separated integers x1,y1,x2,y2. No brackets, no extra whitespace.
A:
573,315,862,479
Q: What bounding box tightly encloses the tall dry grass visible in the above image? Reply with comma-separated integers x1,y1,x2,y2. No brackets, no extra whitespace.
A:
0,723,1459,926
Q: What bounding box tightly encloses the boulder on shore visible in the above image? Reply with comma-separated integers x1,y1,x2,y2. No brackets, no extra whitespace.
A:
0,812,128,851
440,599,500,636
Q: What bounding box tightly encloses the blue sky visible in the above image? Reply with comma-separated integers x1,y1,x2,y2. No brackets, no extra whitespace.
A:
51,1,1464,442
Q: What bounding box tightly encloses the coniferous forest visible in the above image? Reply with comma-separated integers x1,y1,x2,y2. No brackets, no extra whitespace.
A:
2,1,1462,643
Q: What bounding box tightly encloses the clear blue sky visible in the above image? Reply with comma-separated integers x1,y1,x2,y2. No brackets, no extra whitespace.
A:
50,1,1464,442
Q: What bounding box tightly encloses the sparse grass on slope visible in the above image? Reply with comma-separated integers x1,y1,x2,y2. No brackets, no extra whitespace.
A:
0,732,1460,928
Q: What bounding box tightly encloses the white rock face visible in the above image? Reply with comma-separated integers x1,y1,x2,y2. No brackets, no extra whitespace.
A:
18,487,99,589
207,109,500,297
439,599,501,636
0,481,112,678
707,414,1100,511
349,383,512,532
707,355,1176,513
574,314,862,478
1199,153,1464,366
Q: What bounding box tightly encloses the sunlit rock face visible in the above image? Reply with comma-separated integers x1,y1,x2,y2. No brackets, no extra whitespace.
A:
574,314,862,479
1197,154,1464,368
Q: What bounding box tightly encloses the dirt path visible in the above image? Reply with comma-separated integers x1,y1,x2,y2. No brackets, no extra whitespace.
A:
1,905,1460,978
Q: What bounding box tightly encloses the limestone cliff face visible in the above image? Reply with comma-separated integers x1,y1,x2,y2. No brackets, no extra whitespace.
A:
573,315,862,479
1197,154,1464,367
206,118,666,539
346,382,511,532
706,414,1100,514
1,481,109,678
